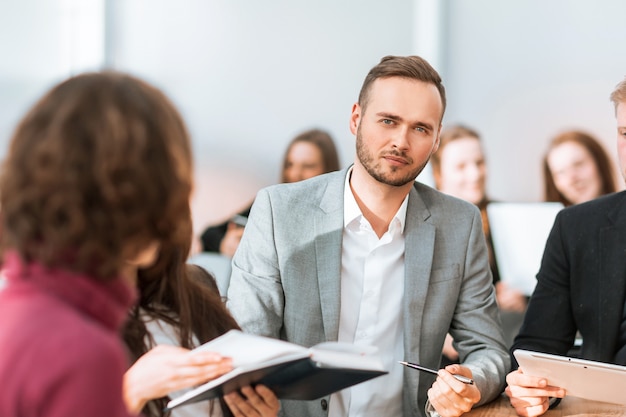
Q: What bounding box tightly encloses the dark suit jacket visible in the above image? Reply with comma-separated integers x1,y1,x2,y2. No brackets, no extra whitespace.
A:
511,191,626,366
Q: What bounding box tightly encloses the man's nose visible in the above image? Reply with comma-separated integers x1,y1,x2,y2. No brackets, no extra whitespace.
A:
390,126,410,150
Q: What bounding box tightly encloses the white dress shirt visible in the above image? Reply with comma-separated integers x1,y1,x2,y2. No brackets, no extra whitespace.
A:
328,169,407,417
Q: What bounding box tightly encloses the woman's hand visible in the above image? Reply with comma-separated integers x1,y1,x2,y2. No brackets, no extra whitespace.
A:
496,281,528,312
124,345,232,414
224,385,280,417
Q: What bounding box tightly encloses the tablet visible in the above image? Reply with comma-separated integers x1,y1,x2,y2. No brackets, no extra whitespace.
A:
513,349,626,405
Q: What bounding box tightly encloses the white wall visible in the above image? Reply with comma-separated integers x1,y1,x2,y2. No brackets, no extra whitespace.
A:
0,0,105,156
107,0,415,233
442,0,626,202
2,0,626,233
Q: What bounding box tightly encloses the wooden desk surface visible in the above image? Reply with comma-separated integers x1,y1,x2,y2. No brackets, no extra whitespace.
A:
463,394,626,416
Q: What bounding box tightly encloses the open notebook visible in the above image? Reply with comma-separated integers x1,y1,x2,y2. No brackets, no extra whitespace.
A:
165,330,387,411
486,202,563,296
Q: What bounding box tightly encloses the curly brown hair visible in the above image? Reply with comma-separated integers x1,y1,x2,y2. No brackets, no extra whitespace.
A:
0,71,193,280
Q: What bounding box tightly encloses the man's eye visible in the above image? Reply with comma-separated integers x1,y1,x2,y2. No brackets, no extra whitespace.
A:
382,119,393,125
414,126,426,133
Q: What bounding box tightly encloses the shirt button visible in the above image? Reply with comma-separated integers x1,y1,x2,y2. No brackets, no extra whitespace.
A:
320,399,328,410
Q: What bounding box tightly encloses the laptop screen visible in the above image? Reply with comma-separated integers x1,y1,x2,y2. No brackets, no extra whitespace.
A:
486,202,563,296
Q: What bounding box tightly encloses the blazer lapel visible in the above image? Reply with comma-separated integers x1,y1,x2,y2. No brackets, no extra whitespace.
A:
598,193,626,358
403,184,435,362
315,169,348,342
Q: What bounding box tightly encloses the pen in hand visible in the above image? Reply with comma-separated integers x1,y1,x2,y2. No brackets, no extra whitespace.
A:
398,361,474,385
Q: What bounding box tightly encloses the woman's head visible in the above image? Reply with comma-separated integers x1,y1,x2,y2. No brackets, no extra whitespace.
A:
281,128,340,183
431,125,487,205
0,71,193,280
543,130,616,206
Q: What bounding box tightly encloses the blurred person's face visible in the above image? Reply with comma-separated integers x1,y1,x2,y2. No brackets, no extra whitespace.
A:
283,141,325,183
350,77,442,187
616,102,626,183
547,141,603,205
436,137,487,205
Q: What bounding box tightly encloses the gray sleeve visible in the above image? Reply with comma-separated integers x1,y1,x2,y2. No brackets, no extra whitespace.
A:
226,188,284,339
453,208,510,404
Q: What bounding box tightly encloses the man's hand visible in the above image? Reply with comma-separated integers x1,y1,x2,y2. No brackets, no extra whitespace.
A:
505,368,565,416
427,364,480,417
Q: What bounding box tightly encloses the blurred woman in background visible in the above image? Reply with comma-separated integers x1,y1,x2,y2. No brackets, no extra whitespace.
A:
200,128,340,257
543,130,617,206
431,124,527,363
432,125,528,309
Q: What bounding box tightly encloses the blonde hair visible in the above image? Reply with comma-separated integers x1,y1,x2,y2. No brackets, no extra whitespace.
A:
610,76,626,112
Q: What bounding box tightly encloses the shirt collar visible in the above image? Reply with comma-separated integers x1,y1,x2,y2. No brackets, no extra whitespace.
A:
344,166,362,228
343,166,410,233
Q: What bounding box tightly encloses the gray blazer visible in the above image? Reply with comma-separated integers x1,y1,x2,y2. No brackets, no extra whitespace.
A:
227,168,509,417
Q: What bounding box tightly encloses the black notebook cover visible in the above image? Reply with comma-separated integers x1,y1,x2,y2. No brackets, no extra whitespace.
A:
164,330,388,411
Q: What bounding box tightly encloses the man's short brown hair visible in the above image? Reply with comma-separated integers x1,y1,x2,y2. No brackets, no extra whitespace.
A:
357,55,447,120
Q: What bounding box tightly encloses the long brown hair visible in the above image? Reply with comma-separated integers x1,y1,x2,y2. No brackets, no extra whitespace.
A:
542,130,617,206
123,212,239,416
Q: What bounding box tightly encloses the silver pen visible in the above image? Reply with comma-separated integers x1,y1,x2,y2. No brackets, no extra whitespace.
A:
398,361,474,385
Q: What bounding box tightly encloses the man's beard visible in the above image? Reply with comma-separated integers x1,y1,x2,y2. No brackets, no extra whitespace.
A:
355,125,431,187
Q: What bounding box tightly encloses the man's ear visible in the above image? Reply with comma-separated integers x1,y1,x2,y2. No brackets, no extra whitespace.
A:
432,124,442,153
349,103,361,135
